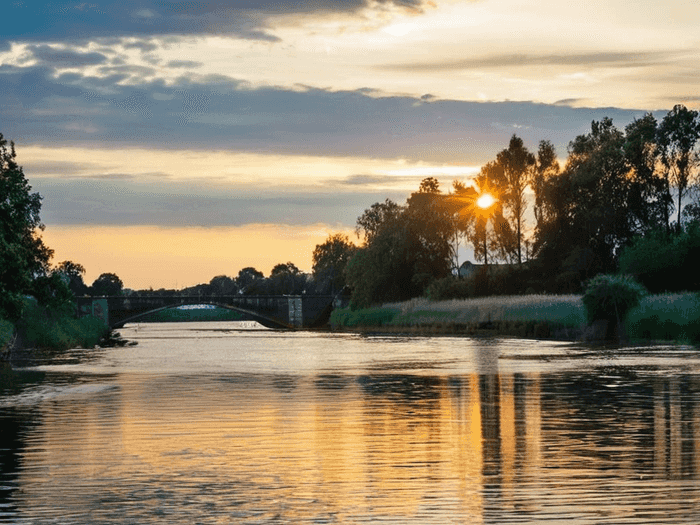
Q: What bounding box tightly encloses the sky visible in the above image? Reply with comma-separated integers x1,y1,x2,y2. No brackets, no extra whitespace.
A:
2,0,699,290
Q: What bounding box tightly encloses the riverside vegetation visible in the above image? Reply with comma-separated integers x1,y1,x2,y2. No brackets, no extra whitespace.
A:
331,290,700,344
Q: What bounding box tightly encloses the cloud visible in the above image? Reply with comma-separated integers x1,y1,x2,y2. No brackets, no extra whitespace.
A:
25,45,109,68
31,177,397,227
1,0,432,47
1,62,662,164
380,51,679,72
166,60,204,69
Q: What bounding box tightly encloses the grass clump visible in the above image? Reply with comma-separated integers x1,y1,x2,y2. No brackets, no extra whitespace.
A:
626,292,700,343
582,274,647,326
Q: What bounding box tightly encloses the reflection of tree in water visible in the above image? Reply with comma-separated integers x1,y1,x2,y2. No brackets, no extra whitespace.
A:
0,367,45,518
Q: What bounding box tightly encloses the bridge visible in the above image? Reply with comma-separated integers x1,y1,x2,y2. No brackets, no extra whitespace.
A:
76,295,341,330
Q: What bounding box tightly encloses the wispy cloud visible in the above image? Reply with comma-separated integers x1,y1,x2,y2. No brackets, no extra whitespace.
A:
379,51,680,72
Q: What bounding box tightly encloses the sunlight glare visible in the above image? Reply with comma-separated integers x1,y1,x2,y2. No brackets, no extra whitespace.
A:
477,194,495,209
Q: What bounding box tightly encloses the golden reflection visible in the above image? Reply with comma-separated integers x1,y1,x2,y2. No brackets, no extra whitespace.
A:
13,369,700,522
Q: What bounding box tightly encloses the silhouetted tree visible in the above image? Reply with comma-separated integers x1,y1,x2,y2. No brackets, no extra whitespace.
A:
209,275,237,295
0,133,53,319
657,104,700,230
312,233,357,294
54,260,88,296
236,267,265,294
490,135,536,264
269,262,305,295
91,273,124,296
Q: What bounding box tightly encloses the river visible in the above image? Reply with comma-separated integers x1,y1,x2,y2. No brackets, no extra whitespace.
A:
2,322,700,523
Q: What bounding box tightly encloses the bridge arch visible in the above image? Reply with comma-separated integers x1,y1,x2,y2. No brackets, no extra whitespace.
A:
77,294,337,330
113,302,291,330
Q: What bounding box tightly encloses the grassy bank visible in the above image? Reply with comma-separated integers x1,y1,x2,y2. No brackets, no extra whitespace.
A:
626,292,700,343
13,300,110,353
331,292,700,343
330,294,585,339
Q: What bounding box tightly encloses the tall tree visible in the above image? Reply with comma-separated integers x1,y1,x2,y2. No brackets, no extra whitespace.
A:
312,233,357,294
91,273,124,296
624,113,669,233
0,133,53,319
491,135,536,264
236,267,265,294
657,104,700,229
54,260,88,296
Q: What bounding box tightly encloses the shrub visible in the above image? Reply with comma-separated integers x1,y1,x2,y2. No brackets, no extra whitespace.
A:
582,274,647,326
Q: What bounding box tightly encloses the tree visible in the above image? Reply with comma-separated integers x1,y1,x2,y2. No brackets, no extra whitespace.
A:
0,133,53,319
405,177,453,287
209,275,237,295
491,135,536,264
90,273,124,296
54,260,88,296
657,104,700,229
236,267,265,294
312,233,357,294
355,198,404,244
269,262,305,295
623,113,669,234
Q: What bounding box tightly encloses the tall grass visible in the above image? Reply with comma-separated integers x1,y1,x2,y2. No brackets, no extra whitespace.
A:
626,292,700,343
384,295,585,327
1,318,14,358
331,295,585,338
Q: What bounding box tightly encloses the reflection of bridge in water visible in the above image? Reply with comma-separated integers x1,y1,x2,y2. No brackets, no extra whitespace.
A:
76,295,339,329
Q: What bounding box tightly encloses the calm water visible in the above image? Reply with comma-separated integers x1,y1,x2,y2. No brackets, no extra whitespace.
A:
2,322,700,524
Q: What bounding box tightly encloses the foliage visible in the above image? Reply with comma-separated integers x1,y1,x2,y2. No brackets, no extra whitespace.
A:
424,276,475,301
312,233,357,294
329,306,399,327
16,299,109,351
236,267,265,294
54,260,88,296
268,262,306,295
0,133,53,319
657,104,700,228
90,272,124,296
619,223,700,293
208,275,238,295
1,318,14,352
626,292,700,343
490,135,536,264
581,274,647,326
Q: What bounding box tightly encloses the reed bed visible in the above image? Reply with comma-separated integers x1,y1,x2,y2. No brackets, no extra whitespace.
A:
384,294,585,327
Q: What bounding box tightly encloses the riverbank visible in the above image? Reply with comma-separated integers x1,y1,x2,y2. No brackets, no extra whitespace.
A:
330,292,700,344
1,300,116,365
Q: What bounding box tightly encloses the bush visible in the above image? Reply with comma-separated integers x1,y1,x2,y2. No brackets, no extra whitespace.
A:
582,274,647,326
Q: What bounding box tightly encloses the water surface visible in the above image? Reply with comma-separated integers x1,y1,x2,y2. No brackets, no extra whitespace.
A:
2,322,700,523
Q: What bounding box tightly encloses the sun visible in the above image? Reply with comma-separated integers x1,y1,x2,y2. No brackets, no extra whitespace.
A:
476,193,495,209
